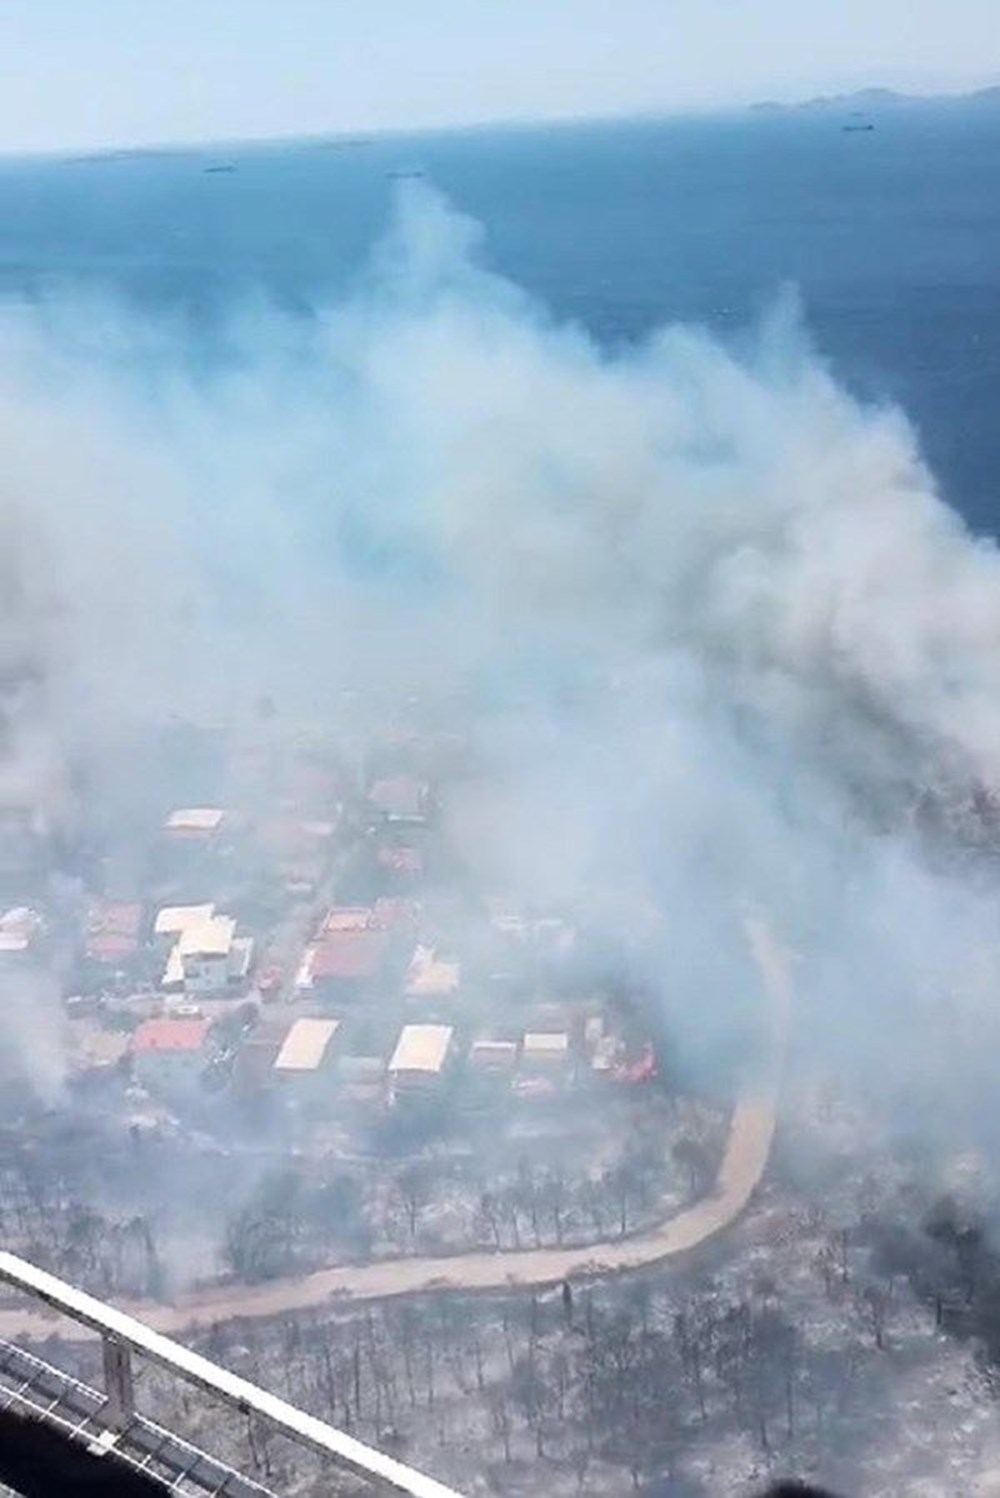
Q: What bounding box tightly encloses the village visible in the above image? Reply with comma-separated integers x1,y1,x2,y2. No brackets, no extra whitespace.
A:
0,717,727,1293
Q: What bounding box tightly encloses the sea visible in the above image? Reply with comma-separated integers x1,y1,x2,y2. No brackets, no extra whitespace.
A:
0,101,998,531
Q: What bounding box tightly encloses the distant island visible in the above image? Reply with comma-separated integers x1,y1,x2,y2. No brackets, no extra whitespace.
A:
751,83,1000,116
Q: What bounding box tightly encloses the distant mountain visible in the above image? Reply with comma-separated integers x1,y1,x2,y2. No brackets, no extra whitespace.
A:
751,83,1000,115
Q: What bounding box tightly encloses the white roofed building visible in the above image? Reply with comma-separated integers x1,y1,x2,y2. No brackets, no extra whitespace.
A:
0,907,44,958
179,914,236,960
469,1039,518,1071
387,1023,454,1099
164,808,225,836
522,1031,570,1070
273,1018,340,1104
274,1018,340,1076
155,904,215,947
158,905,253,996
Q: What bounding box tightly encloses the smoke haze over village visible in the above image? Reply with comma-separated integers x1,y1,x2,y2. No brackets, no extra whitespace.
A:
0,188,997,1109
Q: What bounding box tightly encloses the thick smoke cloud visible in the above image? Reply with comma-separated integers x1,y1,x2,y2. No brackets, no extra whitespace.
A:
2,183,1000,1147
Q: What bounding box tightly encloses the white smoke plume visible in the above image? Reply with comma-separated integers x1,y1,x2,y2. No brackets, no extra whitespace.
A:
0,183,999,1137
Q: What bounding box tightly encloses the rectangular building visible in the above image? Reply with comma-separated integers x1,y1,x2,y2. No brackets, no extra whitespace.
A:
274,1017,340,1077
372,897,419,932
158,906,252,997
85,902,142,966
321,906,373,934
368,777,429,825
377,845,423,886
522,1031,570,1070
131,1017,211,1092
176,913,237,995
164,807,225,838
309,928,389,1004
387,1023,453,1097
0,907,44,959
469,1039,518,1071
154,903,215,947
403,945,460,1002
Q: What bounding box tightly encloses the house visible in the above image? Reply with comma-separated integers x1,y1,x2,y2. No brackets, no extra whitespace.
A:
368,777,429,826
581,1015,617,1075
157,905,253,996
469,1039,518,1072
154,903,215,949
590,1036,620,1076
0,907,44,960
372,897,419,932
163,807,225,839
320,906,373,934
402,945,460,1002
273,1018,340,1099
274,1017,340,1073
376,845,423,886
85,902,142,966
281,758,341,818
158,810,228,890
67,1027,128,1082
521,1032,570,1072
584,1015,605,1054
177,913,237,994
306,928,389,1005
131,1017,211,1092
262,817,335,898
162,943,185,990
387,1023,454,1098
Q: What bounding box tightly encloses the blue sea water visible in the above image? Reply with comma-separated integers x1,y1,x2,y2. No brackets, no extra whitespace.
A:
0,103,998,529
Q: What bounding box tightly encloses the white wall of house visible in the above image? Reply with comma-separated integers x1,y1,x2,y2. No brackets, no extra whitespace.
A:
133,1050,204,1092
182,953,230,995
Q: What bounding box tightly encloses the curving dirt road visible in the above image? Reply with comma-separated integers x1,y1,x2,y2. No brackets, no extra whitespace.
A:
0,918,790,1343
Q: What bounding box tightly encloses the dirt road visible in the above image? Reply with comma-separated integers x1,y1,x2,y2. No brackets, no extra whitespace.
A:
0,918,789,1342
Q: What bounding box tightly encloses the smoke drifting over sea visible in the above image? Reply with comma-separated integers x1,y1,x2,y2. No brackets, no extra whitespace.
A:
2,183,1000,1137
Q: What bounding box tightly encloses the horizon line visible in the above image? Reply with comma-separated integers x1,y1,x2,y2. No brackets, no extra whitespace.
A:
2,75,997,167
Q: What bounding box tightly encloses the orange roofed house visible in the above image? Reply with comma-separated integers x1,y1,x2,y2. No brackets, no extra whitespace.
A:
131,1017,212,1094
368,778,430,826
85,902,143,968
376,845,424,889
300,927,390,1006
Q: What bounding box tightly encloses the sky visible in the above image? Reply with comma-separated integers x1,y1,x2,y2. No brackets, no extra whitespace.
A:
0,0,997,154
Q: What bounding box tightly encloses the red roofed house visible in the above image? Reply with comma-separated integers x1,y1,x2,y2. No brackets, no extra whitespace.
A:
308,928,390,1005
321,906,373,935
376,845,423,888
368,777,429,826
131,1017,211,1093
372,897,420,931
257,818,330,899
85,902,142,966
